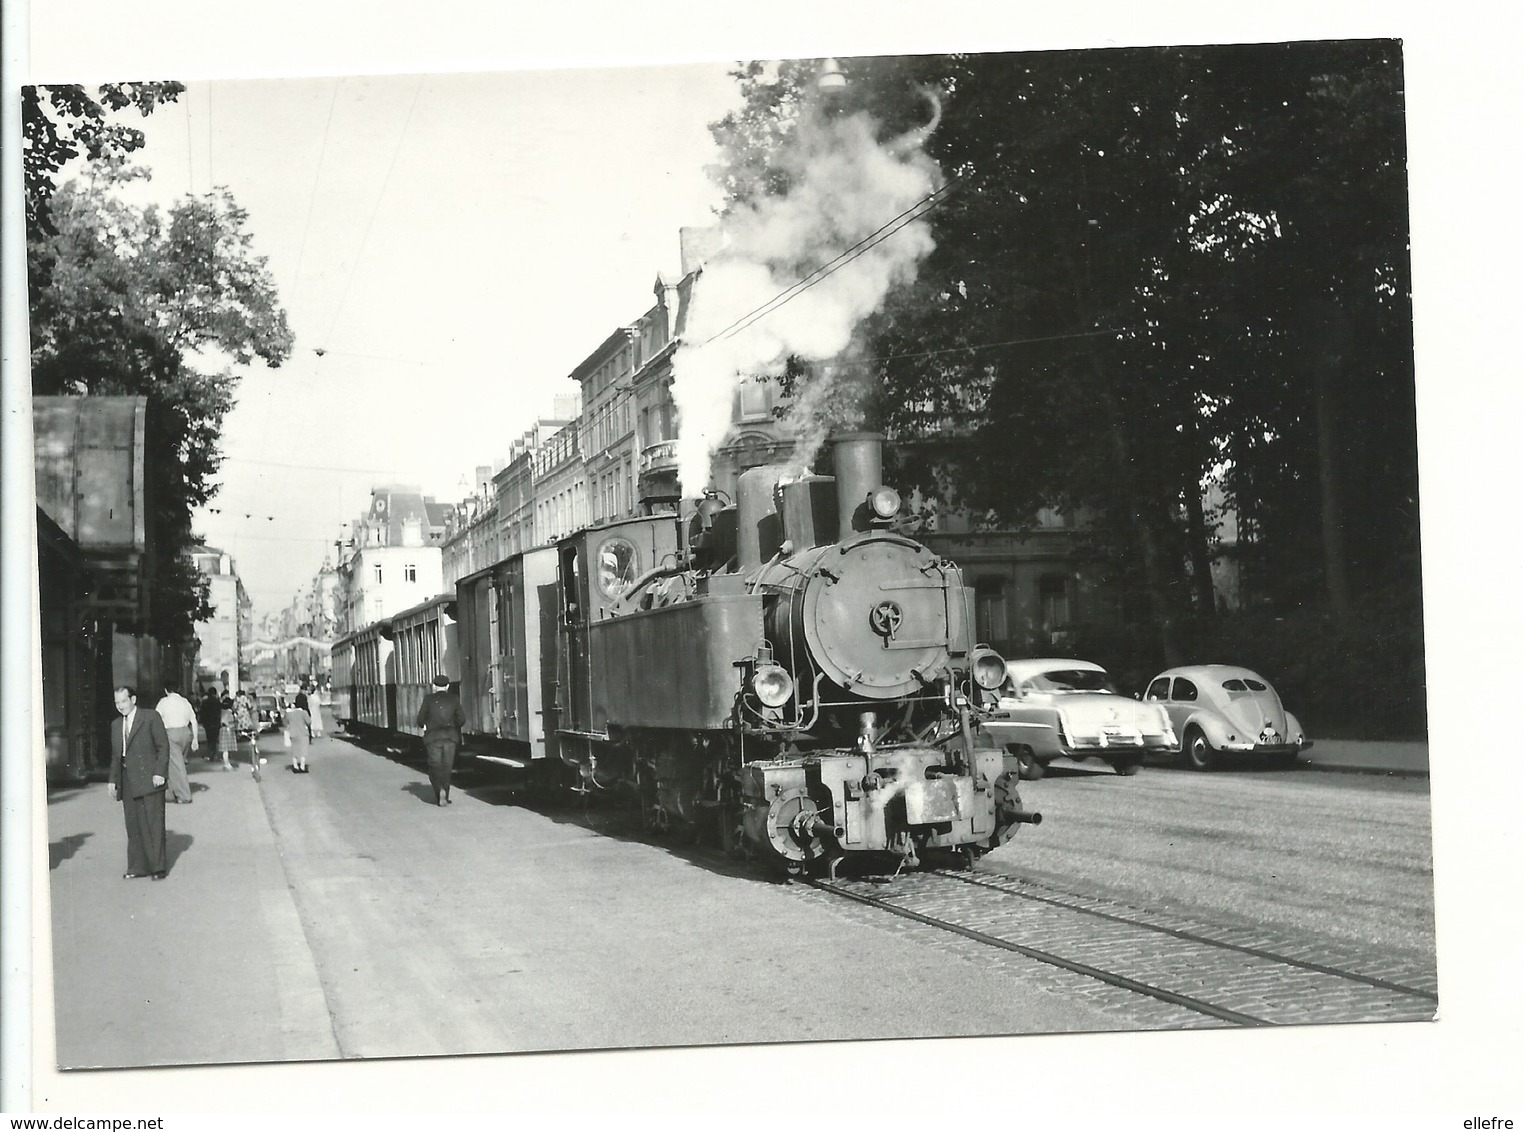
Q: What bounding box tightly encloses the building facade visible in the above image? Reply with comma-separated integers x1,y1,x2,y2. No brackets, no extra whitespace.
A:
189,544,252,694
335,486,448,634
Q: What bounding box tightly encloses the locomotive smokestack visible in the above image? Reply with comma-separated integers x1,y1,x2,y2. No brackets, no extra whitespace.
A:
736,464,790,570
829,432,884,540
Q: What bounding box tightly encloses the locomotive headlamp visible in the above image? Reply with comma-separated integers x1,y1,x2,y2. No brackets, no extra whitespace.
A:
868,486,901,520
971,648,1008,691
752,664,795,708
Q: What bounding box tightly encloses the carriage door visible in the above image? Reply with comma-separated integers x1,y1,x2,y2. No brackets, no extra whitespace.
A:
486,578,504,734
559,542,592,733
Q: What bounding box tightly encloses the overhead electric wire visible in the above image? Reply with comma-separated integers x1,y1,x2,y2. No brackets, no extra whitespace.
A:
290,78,341,298
698,170,969,348
319,75,426,350
219,453,432,475
852,327,1123,367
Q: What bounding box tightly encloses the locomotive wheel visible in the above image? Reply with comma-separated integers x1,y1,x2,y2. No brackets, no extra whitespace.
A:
718,805,746,859
635,765,664,833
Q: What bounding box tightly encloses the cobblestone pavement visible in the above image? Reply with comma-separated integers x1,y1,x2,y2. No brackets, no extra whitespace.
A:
794,869,1437,1031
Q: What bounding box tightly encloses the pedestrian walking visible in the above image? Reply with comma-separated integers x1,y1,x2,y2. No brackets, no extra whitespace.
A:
416,674,465,806
286,693,313,774
197,687,222,762
307,685,325,738
218,692,237,771
234,692,256,764
155,681,198,804
108,685,170,879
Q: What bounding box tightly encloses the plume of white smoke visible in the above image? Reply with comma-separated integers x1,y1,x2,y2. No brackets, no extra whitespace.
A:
672,91,944,495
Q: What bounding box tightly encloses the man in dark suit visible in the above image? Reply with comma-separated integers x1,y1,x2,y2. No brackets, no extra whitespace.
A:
108,685,170,879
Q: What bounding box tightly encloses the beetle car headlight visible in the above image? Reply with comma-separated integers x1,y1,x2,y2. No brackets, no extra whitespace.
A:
971,647,1007,691
869,486,902,520
752,664,795,708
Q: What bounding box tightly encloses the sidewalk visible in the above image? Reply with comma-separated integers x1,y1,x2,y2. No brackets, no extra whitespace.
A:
43,734,340,1069
1301,738,1429,777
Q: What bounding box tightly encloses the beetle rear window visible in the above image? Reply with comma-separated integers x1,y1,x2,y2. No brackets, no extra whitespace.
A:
1222,679,1247,691
1245,678,1268,691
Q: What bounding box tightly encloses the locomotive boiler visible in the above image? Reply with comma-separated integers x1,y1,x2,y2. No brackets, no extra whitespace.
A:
553,432,1039,875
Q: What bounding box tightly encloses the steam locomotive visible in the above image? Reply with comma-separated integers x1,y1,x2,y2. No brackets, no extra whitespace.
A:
333,432,1039,875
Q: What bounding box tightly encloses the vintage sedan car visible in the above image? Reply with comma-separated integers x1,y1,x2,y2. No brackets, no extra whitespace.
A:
982,659,1178,779
1143,664,1312,770
254,693,283,733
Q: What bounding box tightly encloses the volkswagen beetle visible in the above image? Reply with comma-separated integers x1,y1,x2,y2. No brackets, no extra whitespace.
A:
982,658,1177,779
1143,664,1312,770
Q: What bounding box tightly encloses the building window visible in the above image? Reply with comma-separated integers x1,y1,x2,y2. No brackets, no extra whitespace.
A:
737,376,771,419
974,576,1008,647
373,564,383,584
1039,574,1071,641
404,563,417,583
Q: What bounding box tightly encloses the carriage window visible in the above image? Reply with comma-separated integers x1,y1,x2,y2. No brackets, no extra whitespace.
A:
1172,678,1199,702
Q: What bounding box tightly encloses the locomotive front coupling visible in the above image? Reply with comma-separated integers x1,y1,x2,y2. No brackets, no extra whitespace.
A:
738,743,1014,867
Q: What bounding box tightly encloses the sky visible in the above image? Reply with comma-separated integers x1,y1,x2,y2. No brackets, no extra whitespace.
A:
7,0,1524,1119
102,65,743,613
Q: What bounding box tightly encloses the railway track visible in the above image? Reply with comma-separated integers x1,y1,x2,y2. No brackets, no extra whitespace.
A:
807,867,1438,1028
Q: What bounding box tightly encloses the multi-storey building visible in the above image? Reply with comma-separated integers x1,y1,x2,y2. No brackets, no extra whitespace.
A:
631,228,797,509
574,327,640,527
532,423,585,546
189,544,252,694
335,486,449,634
441,463,502,586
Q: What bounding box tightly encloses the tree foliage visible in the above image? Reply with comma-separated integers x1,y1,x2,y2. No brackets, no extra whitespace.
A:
708,44,1417,644
22,82,185,238
28,156,293,641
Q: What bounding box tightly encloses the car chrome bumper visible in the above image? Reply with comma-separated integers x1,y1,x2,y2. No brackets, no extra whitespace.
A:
1221,740,1312,755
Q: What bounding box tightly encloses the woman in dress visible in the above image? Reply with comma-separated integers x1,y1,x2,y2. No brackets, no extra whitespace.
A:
218,693,237,770
286,693,313,773
306,684,325,739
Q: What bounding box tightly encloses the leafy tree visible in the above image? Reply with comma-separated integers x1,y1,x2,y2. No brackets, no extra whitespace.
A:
707,44,1416,660
29,162,293,640
22,82,185,239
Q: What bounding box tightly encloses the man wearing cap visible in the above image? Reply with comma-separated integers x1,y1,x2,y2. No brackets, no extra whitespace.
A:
416,674,466,807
